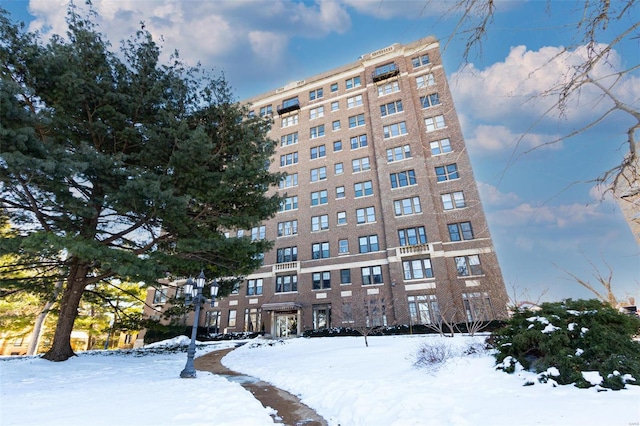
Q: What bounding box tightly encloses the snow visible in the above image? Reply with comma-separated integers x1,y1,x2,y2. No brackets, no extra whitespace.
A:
1,334,639,426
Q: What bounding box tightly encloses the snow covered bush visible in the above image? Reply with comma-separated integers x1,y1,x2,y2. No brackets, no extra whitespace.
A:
490,299,640,389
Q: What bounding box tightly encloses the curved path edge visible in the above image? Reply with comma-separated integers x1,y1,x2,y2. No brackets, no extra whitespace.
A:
194,347,328,426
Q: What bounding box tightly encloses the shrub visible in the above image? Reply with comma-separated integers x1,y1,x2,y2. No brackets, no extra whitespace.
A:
490,299,640,389
415,341,452,368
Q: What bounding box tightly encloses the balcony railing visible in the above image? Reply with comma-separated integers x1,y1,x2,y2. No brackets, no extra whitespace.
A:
372,63,399,82
277,100,300,115
396,243,432,257
272,261,300,274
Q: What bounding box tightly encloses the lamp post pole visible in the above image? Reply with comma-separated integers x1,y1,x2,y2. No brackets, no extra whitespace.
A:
180,270,219,379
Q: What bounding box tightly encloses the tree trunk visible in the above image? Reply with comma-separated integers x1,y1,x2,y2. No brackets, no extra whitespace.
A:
27,280,63,356
42,266,88,361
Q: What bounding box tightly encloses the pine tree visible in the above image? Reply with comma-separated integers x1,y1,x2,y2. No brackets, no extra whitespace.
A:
0,7,283,361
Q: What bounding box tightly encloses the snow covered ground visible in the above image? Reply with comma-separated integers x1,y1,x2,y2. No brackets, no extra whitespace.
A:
1,334,638,426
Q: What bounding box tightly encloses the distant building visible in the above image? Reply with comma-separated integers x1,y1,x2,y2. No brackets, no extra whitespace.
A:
141,37,509,342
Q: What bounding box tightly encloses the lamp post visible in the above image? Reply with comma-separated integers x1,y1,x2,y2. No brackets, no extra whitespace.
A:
180,270,219,378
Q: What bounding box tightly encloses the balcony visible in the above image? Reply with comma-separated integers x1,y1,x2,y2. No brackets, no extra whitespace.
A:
277,99,300,115
272,261,300,274
396,243,432,257
372,63,399,82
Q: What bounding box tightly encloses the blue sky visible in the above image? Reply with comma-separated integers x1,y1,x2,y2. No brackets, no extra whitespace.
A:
2,0,638,305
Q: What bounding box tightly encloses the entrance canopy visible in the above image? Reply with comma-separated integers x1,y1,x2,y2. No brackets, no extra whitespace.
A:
262,302,303,312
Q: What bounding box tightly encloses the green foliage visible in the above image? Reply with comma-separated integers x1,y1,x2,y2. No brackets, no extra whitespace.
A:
0,6,282,360
491,299,640,389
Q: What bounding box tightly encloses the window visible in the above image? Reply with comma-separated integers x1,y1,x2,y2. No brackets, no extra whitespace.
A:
332,120,341,131
247,278,263,296
231,281,240,294
153,287,169,304
347,95,363,108
383,122,407,139
335,162,344,174
311,214,329,231
455,255,483,276
420,93,440,109
251,226,266,241
310,167,327,182
350,134,368,149
425,115,445,131
280,196,298,212
310,125,325,139
430,138,452,155
361,265,383,285
336,186,345,199
277,220,298,237
337,211,347,225
340,269,351,284
356,206,376,224
408,295,439,325
244,308,261,332
366,297,387,326
393,196,422,216
398,226,427,246
387,145,412,162
412,54,430,68
259,105,272,117
280,132,298,146
279,173,298,189
312,242,330,259
237,230,244,238
403,258,434,280
345,76,361,89
277,246,298,263
333,140,342,152
331,101,339,111
416,73,435,88
309,88,323,100
276,275,297,293
228,310,237,327
352,157,370,173
463,292,494,322
339,239,349,253
310,106,324,119
390,170,417,188
348,113,365,128
312,271,331,289
280,152,298,166
377,81,400,96
380,100,403,117
435,164,459,182
248,110,255,118
331,83,338,92
311,190,328,206
359,235,379,253
281,114,298,128
354,180,373,197
313,304,331,329
448,222,474,241
442,191,466,210
310,144,326,159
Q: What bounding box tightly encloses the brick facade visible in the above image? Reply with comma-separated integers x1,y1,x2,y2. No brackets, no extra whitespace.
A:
143,37,509,339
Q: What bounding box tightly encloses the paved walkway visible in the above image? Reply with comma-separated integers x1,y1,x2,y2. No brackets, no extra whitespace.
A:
194,348,328,426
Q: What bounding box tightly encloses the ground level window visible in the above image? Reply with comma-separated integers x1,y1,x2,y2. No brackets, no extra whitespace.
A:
462,292,494,322
407,295,439,325
244,308,262,332
228,309,237,327
313,304,331,330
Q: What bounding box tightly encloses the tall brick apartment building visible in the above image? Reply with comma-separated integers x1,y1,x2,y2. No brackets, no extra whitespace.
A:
141,36,509,342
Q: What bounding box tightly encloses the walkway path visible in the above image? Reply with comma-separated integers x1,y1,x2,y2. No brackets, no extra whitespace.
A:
194,348,328,426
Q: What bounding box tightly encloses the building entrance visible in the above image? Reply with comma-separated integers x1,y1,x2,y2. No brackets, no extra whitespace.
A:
275,314,297,338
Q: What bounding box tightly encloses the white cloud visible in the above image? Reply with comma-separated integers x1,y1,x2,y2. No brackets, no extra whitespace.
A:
450,44,640,125
24,0,352,90
477,182,519,206
490,202,602,229
464,124,563,153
